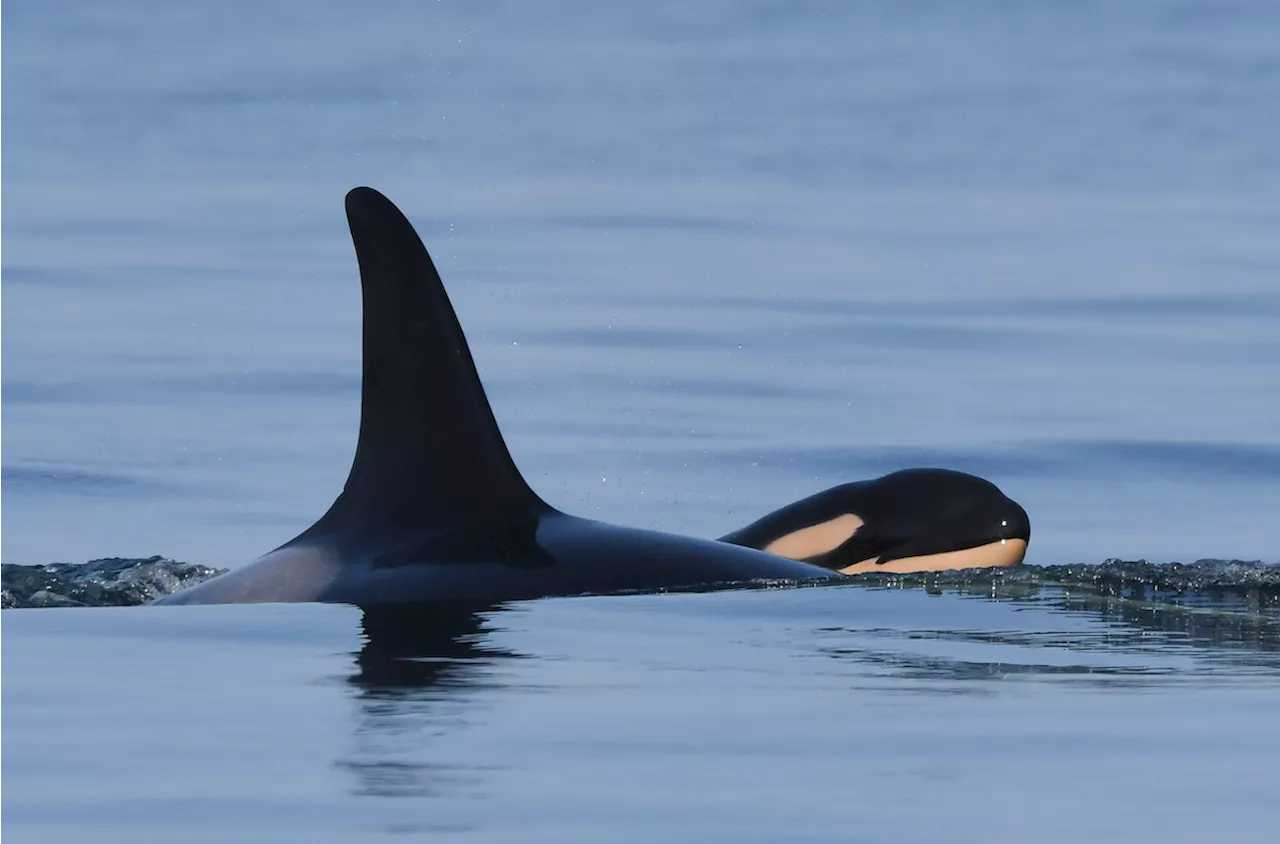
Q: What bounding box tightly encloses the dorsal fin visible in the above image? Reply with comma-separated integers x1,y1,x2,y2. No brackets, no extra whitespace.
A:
305,187,549,535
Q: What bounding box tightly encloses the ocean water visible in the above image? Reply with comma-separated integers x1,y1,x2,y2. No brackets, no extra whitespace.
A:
5,586,1280,843
3,0,1279,840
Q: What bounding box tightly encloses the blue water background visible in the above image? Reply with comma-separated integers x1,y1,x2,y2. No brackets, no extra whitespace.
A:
3,1,1280,840
4,0,1278,567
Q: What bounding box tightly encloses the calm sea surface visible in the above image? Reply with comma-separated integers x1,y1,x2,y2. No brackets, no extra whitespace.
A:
3,0,1279,840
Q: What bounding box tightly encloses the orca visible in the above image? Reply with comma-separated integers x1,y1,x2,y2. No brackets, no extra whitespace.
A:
721,468,1028,575
157,188,1028,607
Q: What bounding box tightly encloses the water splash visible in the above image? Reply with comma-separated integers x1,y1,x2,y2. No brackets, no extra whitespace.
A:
847,558,1280,615
2,555,1276,612
1,556,226,608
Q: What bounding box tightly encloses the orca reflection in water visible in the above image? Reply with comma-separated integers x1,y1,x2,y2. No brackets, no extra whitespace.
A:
157,188,1028,607
352,604,513,690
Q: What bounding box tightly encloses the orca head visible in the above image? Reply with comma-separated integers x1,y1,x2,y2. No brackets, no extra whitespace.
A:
821,468,1030,574
725,468,1031,575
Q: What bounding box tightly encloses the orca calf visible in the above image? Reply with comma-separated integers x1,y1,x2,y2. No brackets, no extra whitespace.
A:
721,468,1028,575
158,188,1027,607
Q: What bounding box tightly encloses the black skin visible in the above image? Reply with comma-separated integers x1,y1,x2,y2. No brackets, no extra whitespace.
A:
156,188,1030,607
720,468,1031,570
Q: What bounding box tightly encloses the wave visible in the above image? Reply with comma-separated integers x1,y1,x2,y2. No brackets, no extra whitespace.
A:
2,555,1276,613
1,557,226,609
848,557,1280,613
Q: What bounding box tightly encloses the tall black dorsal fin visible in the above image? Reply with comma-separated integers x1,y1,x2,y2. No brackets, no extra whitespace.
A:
307,187,549,534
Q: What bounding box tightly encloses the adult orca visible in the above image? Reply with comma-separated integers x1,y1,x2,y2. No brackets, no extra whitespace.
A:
157,188,1028,607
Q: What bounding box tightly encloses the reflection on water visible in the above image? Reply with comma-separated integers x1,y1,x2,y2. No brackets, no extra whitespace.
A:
338,604,518,799
331,572,1280,801
350,604,519,690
